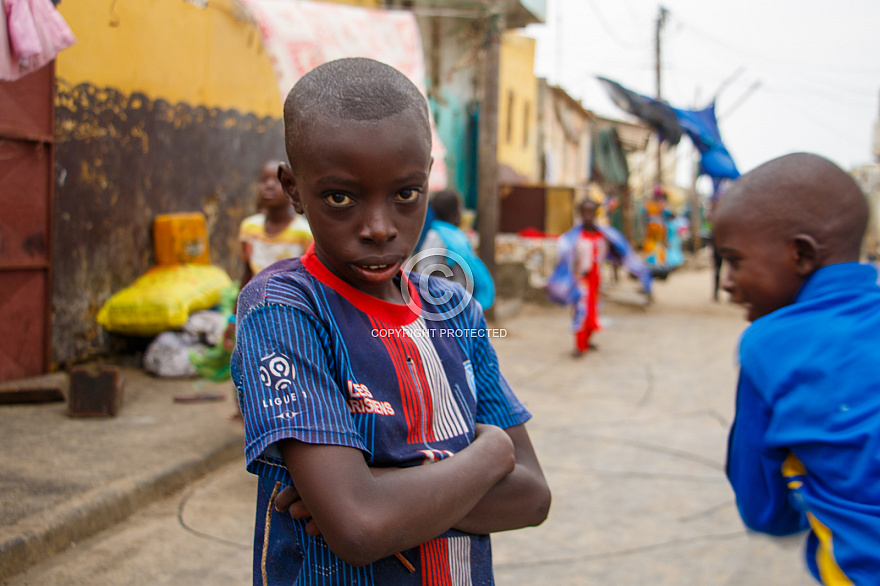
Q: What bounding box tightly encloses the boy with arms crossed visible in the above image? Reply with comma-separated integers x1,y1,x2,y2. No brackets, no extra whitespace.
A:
231,58,550,585
715,152,880,584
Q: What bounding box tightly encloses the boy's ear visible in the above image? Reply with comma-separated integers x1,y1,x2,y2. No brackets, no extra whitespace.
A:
791,234,820,277
278,163,304,215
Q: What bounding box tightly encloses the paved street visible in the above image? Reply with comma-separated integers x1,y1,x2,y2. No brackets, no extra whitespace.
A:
4,263,816,585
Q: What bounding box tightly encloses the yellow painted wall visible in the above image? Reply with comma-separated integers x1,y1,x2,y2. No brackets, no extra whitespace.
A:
57,0,282,117
498,31,538,182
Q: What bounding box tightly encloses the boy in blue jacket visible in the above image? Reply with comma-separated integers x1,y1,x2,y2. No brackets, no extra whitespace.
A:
416,189,495,311
714,152,880,584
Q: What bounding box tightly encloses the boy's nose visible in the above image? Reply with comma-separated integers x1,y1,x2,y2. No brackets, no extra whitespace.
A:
359,205,398,244
720,268,735,293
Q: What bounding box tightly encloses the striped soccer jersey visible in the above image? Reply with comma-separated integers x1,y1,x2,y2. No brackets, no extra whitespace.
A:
231,247,530,585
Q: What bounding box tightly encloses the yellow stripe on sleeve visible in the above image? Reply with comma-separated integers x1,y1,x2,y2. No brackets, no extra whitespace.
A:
806,512,853,586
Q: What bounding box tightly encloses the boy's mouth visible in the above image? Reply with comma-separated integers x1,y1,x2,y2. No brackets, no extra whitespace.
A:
352,260,402,284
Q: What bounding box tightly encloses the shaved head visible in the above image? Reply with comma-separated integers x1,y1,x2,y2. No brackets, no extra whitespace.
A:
283,58,431,171
717,153,868,264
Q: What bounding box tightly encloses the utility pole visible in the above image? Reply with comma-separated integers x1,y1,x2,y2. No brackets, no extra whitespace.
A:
477,0,503,320
689,152,701,254
689,88,701,255
654,5,668,187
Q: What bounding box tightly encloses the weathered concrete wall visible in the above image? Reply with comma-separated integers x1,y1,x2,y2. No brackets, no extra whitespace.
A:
52,84,285,365
51,0,285,366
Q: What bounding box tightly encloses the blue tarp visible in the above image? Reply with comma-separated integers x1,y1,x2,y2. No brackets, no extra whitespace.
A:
672,103,740,180
596,76,682,146
597,76,740,182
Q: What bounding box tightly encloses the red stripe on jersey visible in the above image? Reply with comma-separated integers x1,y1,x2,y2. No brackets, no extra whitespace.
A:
370,316,436,445
405,347,436,443
374,320,419,438
420,538,452,586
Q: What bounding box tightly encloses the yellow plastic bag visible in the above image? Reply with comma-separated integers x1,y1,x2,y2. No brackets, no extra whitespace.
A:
97,264,233,336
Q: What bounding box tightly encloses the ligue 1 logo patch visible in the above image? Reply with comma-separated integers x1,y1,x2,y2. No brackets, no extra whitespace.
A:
259,352,295,392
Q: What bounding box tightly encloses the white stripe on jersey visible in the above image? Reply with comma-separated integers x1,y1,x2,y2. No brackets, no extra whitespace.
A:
448,535,473,586
402,318,469,441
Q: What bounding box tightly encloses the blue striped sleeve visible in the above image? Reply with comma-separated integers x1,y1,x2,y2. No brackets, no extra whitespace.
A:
460,296,531,429
233,302,367,481
401,272,530,430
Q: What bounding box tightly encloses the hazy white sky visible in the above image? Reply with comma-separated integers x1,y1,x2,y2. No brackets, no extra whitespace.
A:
524,0,880,182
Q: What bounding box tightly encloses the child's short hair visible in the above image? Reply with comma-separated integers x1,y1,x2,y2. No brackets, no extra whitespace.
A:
725,153,868,259
283,58,431,167
430,190,462,224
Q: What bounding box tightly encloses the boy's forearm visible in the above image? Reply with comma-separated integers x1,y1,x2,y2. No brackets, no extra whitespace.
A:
368,435,514,543
279,424,515,566
452,461,549,533
453,424,551,534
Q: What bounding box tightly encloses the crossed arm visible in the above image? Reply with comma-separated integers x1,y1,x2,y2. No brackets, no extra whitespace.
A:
276,422,550,567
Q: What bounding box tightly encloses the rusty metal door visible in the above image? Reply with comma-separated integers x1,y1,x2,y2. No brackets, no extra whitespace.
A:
0,63,54,382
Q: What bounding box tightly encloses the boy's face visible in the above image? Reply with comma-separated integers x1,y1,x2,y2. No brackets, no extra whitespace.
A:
281,114,432,302
713,211,804,321
257,162,287,210
580,201,598,225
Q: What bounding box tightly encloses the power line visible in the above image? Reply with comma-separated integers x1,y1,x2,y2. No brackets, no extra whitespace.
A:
621,0,642,27
662,61,877,112
584,0,652,51
718,80,761,120
762,82,877,109
673,15,880,77
658,14,879,113
744,90,869,152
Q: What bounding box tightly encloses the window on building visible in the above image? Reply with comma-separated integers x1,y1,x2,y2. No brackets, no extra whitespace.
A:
522,101,530,149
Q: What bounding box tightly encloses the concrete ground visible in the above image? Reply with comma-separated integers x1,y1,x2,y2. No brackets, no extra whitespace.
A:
1,262,816,585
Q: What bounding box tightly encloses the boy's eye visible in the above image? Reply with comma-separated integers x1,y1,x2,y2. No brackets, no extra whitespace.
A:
396,188,421,202
324,193,353,207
